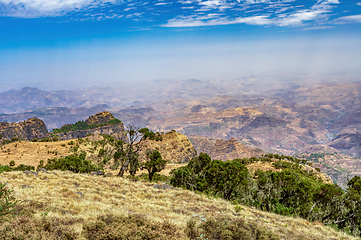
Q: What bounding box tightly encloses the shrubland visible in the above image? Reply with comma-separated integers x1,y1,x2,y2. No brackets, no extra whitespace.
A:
170,153,361,237
0,170,358,240
0,132,360,239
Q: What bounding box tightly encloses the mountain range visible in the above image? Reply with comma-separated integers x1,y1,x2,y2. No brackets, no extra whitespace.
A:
1,78,361,185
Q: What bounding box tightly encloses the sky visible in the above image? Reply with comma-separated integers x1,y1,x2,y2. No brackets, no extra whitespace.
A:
0,0,360,91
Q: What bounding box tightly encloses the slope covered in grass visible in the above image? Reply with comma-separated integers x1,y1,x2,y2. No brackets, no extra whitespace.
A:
0,170,357,239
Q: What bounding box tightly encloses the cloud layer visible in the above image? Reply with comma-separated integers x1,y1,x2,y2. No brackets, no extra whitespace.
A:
0,0,359,28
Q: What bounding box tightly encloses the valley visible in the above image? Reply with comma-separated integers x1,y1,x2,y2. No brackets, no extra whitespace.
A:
1,80,361,185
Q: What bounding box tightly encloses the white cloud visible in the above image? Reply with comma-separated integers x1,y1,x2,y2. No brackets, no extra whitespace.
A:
337,14,361,23
0,0,118,17
357,3,361,6
163,14,272,27
277,10,323,26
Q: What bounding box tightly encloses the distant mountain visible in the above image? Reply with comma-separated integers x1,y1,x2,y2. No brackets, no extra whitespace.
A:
0,87,97,114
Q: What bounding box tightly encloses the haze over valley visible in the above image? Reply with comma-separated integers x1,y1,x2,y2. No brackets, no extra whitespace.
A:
1,0,361,239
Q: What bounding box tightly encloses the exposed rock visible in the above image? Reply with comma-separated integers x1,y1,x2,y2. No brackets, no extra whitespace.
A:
0,118,48,141
328,132,361,157
190,136,263,161
85,111,114,125
56,111,125,140
76,191,84,197
91,171,105,176
23,170,38,177
56,124,125,140
37,168,48,173
139,131,197,163
153,183,178,190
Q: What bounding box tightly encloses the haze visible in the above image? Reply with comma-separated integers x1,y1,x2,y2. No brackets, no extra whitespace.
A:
0,0,360,91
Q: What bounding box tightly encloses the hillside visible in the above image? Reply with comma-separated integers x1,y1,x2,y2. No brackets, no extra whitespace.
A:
189,136,263,161
53,111,125,140
0,117,48,141
139,131,198,163
0,170,357,240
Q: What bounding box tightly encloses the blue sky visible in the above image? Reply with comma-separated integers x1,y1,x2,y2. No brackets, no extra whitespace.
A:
0,0,360,90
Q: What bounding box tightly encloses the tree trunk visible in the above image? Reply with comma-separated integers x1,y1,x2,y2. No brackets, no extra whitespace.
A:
117,159,129,177
148,170,154,182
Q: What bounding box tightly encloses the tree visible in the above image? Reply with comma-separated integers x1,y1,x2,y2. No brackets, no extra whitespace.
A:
143,150,167,181
117,125,143,177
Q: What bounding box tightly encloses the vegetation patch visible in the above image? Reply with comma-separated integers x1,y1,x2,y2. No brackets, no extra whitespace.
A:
52,118,122,134
40,152,100,173
170,153,361,237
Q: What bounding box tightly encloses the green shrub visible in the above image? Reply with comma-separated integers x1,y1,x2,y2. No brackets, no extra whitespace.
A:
170,154,361,237
0,182,18,218
13,164,35,171
0,165,13,173
43,152,99,173
143,150,167,181
9,160,15,167
39,138,52,142
52,117,122,134
138,173,169,183
139,128,163,141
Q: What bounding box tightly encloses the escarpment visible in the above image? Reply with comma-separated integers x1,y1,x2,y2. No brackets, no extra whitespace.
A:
54,111,126,140
190,136,263,161
0,117,48,141
139,131,197,163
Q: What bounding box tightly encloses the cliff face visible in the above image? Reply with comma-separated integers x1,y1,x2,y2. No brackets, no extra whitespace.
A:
190,136,263,161
56,111,125,140
0,118,48,141
85,111,114,125
56,124,125,140
139,131,197,163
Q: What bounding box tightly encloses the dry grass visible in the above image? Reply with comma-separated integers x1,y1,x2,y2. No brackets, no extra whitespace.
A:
0,170,358,240
0,140,74,167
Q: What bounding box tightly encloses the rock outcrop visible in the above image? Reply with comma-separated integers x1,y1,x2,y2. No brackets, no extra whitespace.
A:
139,131,197,163
56,112,125,140
85,111,114,125
0,117,48,141
190,136,263,161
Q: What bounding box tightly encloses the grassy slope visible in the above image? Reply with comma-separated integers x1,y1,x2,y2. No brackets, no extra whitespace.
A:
0,170,358,240
0,140,74,167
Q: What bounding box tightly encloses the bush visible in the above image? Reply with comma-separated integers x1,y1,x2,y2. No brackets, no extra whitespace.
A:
143,150,167,181
9,160,15,167
13,164,35,171
83,214,181,240
139,128,163,141
43,152,100,173
39,138,52,142
170,154,361,237
52,118,122,134
138,173,169,183
0,215,79,239
0,182,18,218
186,218,280,240
0,165,13,173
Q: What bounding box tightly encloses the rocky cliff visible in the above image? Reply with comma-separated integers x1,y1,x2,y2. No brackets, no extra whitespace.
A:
55,111,125,140
139,131,197,163
0,117,48,141
190,136,263,161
